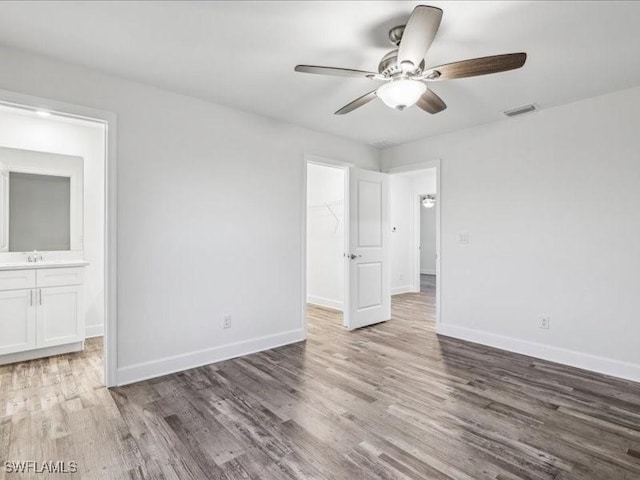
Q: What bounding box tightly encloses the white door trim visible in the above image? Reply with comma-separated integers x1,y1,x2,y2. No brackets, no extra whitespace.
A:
385,159,441,329
414,194,422,293
0,89,118,387
302,155,351,335
384,159,440,175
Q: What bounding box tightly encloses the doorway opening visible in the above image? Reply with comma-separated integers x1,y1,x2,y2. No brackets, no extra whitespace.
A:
304,157,391,333
0,90,116,387
306,161,347,327
388,163,440,327
418,192,437,303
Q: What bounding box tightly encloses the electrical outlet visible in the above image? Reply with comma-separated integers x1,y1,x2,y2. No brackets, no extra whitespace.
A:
399,274,404,281
537,316,550,329
223,314,232,329
458,232,470,245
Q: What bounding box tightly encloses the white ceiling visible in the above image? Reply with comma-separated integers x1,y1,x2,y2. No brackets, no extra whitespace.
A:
0,1,638,147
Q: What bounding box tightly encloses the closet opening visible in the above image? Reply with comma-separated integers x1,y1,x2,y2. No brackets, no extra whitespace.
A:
305,161,347,328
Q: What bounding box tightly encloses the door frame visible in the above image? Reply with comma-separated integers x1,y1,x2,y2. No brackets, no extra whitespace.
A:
301,155,352,336
385,159,441,329
0,88,118,387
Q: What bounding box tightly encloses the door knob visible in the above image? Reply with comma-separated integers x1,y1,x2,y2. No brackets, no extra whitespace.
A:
348,254,362,259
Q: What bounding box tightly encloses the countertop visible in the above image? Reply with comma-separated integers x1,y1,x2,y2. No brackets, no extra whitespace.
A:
0,260,89,271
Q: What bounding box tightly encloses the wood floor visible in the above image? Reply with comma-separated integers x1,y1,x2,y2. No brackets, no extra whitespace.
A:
420,273,436,294
2,285,640,479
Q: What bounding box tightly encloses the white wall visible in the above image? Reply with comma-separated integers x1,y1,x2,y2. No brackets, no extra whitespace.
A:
382,84,640,382
0,45,380,384
0,108,105,336
389,175,413,295
306,163,344,310
420,205,436,275
390,169,436,294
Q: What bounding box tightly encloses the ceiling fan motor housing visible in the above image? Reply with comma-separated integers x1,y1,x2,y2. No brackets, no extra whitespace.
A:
378,49,426,78
388,25,406,46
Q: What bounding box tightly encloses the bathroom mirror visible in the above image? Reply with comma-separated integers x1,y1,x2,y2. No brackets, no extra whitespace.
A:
9,172,71,251
0,147,83,259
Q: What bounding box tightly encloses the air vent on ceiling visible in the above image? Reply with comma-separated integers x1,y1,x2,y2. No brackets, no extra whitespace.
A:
503,104,537,118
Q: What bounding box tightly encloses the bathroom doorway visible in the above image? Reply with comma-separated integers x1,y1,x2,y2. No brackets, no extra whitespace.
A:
0,90,116,387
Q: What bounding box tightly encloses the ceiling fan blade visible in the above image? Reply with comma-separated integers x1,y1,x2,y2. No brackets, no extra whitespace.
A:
425,53,527,80
397,6,443,71
295,65,376,78
334,90,377,115
416,89,447,114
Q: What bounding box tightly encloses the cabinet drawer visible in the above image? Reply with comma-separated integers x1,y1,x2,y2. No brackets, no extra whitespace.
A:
36,267,84,288
0,269,36,291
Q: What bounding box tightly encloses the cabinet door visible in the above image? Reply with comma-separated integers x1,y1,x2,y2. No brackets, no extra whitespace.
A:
36,285,84,348
0,289,36,355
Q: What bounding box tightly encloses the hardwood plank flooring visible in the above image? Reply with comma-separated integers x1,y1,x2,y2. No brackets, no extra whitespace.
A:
420,274,436,294
2,287,640,479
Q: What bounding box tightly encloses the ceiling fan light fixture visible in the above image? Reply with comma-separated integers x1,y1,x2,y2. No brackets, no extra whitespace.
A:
421,194,436,208
296,6,527,116
376,79,426,111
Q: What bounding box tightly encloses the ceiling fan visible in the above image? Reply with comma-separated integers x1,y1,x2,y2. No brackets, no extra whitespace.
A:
294,5,527,115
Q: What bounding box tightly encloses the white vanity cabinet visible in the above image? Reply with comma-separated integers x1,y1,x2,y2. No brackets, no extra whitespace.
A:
0,264,86,362
0,287,36,355
0,148,89,364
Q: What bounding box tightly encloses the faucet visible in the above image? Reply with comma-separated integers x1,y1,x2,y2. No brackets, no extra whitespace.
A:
27,250,43,263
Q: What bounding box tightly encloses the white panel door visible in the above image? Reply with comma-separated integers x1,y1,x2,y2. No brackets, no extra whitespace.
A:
0,161,8,252
0,289,36,355
36,285,84,348
345,167,390,330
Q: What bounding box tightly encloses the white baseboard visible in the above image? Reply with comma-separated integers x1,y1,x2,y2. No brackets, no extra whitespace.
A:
420,270,436,275
391,285,414,295
307,295,343,311
0,342,83,365
85,324,104,338
116,328,305,386
437,323,640,383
